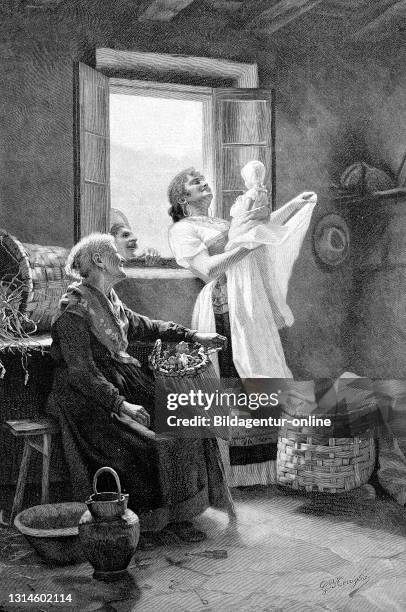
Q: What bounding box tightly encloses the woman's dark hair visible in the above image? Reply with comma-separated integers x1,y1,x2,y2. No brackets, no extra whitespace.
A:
167,167,195,222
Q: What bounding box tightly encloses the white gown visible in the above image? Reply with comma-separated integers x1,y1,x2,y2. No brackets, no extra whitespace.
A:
168,198,316,487
168,197,317,379
224,192,317,377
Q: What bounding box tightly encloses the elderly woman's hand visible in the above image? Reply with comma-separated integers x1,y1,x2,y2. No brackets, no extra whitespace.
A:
193,332,227,351
120,401,150,427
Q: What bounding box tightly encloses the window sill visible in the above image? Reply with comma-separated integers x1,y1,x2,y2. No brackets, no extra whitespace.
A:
125,257,179,269
123,267,197,280
123,257,197,279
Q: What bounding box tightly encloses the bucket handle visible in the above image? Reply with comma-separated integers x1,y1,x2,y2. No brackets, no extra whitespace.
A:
93,466,122,498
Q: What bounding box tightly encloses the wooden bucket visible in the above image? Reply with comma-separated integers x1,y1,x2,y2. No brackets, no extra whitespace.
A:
0,230,70,332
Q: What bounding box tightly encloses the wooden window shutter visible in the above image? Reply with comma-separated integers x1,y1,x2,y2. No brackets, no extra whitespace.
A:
212,88,275,219
74,63,110,241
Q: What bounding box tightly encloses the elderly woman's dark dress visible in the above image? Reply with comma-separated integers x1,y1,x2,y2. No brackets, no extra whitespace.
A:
46,283,227,531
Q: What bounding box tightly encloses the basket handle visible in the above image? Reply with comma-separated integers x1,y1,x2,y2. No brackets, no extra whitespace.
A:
93,466,122,497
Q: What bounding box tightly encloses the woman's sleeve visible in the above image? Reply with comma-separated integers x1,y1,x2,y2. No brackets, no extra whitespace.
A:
125,308,196,343
168,221,208,268
55,313,125,414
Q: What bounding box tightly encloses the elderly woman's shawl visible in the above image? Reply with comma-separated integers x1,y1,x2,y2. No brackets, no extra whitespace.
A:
54,281,140,366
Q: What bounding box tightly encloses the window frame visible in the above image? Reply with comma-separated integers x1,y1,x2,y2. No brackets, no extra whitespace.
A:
100,49,260,227
75,51,273,272
109,77,215,217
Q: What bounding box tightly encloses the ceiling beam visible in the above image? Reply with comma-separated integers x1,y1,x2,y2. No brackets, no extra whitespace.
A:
247,0,324,33
324,0,373,8
21,0,65,7
248,0,324,28
208,1,243,10
138,0,195,22
353,0,406,38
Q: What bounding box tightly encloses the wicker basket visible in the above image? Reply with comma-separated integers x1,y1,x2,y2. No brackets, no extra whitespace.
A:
277,421,375,493
149,339,219,389
0,230,70,332
149,339,221,435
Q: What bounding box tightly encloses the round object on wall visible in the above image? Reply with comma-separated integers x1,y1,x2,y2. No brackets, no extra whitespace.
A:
313,213,350,267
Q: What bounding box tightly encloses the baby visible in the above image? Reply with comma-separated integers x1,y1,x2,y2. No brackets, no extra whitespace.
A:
233,160,268,216
223,160,317,377
234,160,268,214
227,160,287,250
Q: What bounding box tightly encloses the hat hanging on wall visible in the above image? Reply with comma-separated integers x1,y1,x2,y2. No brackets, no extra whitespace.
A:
313,213,350,268
340,162,396,194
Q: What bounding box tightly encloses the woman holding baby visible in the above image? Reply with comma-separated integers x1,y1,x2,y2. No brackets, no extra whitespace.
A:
167,162,316,486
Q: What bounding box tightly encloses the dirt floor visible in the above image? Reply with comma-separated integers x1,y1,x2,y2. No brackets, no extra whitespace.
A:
1,484,406,611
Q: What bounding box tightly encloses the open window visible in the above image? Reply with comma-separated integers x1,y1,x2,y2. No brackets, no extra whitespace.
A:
73,53,275,263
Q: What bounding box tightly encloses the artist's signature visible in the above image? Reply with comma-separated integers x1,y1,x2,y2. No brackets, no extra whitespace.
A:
320,574,369,595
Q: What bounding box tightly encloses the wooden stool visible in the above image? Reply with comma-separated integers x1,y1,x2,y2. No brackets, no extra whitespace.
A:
3,418,60,523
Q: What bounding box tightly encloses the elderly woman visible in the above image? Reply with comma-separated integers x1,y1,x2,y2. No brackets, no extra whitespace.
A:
46,233,228,546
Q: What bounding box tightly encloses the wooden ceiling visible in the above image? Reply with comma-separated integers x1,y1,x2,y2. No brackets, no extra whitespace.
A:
138,0,406,40
9,0,406,42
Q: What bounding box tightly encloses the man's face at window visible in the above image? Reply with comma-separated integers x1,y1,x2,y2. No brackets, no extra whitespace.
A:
115,227,138,260
184,172,212,210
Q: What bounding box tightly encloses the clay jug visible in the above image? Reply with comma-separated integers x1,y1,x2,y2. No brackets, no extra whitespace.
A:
78,467,140,581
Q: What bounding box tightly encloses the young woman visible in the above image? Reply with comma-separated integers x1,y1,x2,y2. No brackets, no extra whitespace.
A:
167,167,315,486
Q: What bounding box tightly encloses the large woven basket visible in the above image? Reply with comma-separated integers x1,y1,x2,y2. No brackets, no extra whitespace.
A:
0,230,70,332
277,421,375,493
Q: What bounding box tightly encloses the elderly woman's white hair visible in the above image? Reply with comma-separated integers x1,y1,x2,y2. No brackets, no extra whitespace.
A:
65,233,117,280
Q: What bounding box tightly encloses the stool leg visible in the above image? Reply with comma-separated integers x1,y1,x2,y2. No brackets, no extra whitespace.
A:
41,433,52,505
10,441,32,524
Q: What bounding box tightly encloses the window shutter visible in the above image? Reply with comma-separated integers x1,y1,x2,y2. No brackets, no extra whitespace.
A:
74,63,110,241
212,88,275,218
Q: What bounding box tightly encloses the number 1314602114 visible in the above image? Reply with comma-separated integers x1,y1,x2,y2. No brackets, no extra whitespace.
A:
9,593,73,604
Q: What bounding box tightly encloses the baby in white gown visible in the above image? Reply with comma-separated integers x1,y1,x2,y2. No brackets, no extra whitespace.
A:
224,160,317,378
227,160,287,251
